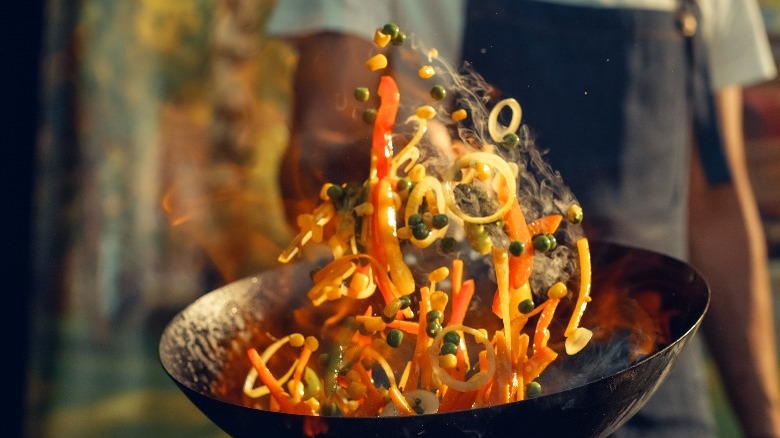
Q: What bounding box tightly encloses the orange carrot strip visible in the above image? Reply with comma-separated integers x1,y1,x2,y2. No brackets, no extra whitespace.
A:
449,279,474,326
533,298,560,354
386,319,421,334
526,214,563,236
247,348,295,413
521,346,558,383
407,286,431,390
514,334,529,401
388,385,415,415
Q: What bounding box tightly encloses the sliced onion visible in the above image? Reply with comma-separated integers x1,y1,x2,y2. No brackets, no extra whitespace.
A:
488,98,522,144
444,152,517,224
380,389,440,416
430,325,496,392
405,176,448,248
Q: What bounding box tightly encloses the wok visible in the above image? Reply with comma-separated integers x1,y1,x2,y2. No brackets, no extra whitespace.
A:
159,241,709,437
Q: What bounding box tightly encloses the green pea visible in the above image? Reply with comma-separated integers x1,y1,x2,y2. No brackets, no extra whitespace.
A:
426,320,442,338
518,298,535,314
440,236,457,253
502,132,520,149
412,223,431,240
408,213,424,226
354,87,370,102
391,30,407,46
430,85,447,100
426,309,443,324
326,184,344,201
382,23,400,39
443,331,461,345
431,213,449,229
532,234,553,252
440,342,458,356
509,240,525,256
526,381,542,398
363,108,377,124
398,295,412,309
386,329,404,348
396,177,412,192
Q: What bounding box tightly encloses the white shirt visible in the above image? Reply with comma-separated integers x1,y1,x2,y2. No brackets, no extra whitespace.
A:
266,0,776,90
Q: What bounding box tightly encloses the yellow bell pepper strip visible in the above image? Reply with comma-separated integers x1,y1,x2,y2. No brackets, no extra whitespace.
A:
533,298,560,354
247,348,295,414
565,237,593,337
374,177,415,297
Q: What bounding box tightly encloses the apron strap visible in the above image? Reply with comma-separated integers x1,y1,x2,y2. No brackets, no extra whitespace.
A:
681,0,732,185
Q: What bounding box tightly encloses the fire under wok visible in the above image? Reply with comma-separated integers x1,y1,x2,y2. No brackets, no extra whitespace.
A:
159,241,709,438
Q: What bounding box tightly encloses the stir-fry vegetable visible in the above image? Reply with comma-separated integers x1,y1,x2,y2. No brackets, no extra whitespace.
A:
247,23,593,417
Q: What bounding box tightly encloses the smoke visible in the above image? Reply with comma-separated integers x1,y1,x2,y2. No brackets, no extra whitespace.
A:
394,35,585,298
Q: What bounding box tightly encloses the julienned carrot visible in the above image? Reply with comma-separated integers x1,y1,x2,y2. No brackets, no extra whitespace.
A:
386,319,420,334
388,385,415,415
247,348,295,413
451,259,464,300
493,330,515,404
374,178,415,297
521,346,558,383
449,279,474,326
352,361,387,417
514,333,529,401
504,198,534,289
407,286,432,390
526,214,563,236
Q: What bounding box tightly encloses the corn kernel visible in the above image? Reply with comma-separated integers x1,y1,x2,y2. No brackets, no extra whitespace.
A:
474,162,491,180
547,281,568,300
289,333,305,347
365,54,388,71
349,272,371,295
429,290,449,312
416,105,436,120
418,65,436,79
428,266,450,283
373,29,391,48
451,109,468,122
439,353,458,369
567,204,584,224
304,336,319,351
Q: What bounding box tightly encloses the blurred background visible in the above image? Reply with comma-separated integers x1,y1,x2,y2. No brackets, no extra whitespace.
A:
6,0,780,437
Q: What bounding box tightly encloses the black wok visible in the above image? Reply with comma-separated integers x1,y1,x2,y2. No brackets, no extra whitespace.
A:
159,241,709,437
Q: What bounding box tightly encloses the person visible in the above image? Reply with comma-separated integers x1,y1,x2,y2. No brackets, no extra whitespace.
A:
265,1,780,436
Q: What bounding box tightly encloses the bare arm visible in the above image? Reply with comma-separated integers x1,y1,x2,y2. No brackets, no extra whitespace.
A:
689,85,780,437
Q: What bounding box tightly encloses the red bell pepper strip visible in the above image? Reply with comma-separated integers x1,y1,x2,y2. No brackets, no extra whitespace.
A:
368,75,400,293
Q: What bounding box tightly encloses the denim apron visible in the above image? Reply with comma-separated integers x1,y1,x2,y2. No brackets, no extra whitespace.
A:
462,1,723,436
